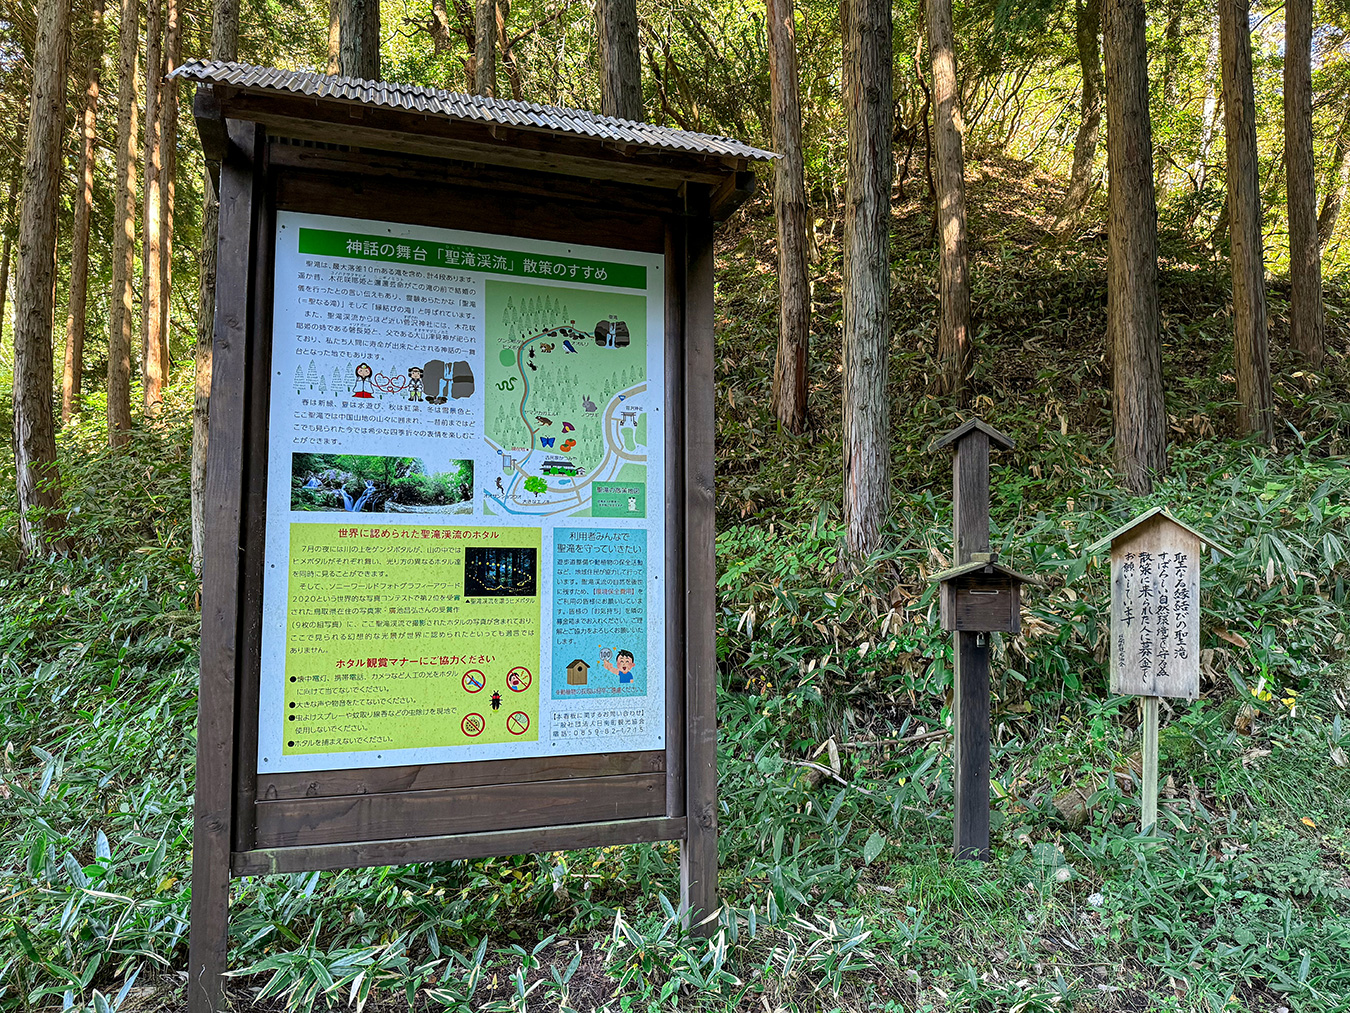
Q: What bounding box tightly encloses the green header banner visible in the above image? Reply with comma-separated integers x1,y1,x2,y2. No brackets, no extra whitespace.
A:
297,227,647,290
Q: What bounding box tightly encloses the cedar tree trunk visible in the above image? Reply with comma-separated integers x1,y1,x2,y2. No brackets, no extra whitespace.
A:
1219,0,1273,440
108,0,140,447
598,0,642,120
475,0,496,96
928,0,971,396
841,0,893,559
13,0,72,558
1061,0,1102,216
1103,0,1166,492
192,0,239,570
142,0,166,414
339,0,381,80
63,0,104,425
767,0,810,434
1317,107,1350,250
1284,0,1324,368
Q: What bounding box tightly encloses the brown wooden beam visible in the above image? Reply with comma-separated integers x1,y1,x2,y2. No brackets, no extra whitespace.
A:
231,817,687,876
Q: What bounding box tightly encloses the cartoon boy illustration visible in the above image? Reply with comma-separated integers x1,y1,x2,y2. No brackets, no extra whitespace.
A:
602,648,636,685
407,366,424,402
353,362,374,398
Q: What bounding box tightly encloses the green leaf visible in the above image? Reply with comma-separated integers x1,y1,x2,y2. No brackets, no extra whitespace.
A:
862,831,885,866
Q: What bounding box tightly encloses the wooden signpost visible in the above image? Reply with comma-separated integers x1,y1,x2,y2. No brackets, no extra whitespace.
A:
178,60,770,1012
929,419,1038,860
1088,507,1231,831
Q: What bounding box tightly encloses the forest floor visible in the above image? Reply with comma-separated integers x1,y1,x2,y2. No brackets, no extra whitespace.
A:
2,155,1350,1012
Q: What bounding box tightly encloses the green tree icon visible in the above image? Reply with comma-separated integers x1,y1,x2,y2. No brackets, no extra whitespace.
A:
524,476,547,497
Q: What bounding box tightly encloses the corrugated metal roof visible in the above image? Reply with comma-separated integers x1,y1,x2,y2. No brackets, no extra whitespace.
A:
172,60,774,162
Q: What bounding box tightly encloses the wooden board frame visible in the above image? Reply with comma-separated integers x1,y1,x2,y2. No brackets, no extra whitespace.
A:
187,114,726,1013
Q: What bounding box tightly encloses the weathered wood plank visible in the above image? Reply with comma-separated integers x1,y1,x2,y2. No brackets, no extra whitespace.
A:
275,169,666,254
232,134,273,855
952,429,990,565
187,118,260,1013
254,773,666,848
214,90,732,188
952,630,990,861
258,751,664,801
680,193,719,934
664,220,687,820
232,817,687,877
266,141,684,216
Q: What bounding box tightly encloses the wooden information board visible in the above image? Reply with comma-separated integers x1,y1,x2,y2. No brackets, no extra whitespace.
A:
178,60,769,1012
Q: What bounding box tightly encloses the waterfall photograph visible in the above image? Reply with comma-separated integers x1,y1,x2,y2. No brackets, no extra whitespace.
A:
290,453,474,514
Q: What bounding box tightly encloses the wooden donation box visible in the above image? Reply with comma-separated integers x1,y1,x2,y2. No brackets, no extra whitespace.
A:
935,552,1037,634
177,59,771,1012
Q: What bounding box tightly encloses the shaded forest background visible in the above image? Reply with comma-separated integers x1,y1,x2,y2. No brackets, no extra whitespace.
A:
2,1,1350,1011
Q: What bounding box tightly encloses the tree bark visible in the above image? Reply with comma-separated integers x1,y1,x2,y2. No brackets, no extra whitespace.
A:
474,0,496,96
1284,0,1324,368
1155,0,1181,197
161,0,181,374
142,0,166,415
597,0,642,120
327,0,341,73
1219,0,1273,441
13,0,72,559
108,0,140,447
1317,107,1350,251
841,0,893,560
63,0,104,426
193,0,239,571
1103,0,1166,493
1187,15,1221,195
928,0,971,397
1060,0,1102,217
338,0,381,79
767,0,809,435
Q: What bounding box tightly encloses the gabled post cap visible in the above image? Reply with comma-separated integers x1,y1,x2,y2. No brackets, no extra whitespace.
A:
927,417,1015,454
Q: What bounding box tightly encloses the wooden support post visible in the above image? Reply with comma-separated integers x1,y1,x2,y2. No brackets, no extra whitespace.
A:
680,193,719,935
952,630,990,860
186,120,258,1013
1140,695,1159,833
928,419,1014,863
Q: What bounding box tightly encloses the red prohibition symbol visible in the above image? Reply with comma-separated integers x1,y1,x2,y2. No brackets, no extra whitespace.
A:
506,711,530,736
462,670,486,693
461,713,485,737
506,667,533,692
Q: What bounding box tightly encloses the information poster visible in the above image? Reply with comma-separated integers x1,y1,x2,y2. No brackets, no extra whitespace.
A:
258,211,666,774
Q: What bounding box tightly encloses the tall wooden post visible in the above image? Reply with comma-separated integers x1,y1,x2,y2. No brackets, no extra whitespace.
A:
929,418,1014,861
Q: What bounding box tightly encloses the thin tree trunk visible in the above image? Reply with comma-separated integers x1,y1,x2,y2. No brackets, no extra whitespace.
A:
1219,0,1273,441
928,0,971,397
1060,0,1102,217
841,0,893,560
598,0,642,120
1317,107,1350,250
192,0,240,571
1103,0,1166,493
1155,0,1181,197
63,0,104,426
339,0,381,80
1188,16,1220,197
108,0,140,447
160,0,180,371
327,0,341,73
767,0,809,435
475,0,496,96
1284,0,1324,368
13,0,72,559
0,235,11,348
142,0,166,415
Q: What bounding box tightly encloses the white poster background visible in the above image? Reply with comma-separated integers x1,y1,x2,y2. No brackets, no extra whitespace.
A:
257,211,666,774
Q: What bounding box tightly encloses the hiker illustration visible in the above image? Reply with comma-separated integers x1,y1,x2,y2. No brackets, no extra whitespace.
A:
601,647,637,685
407,366,424,402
